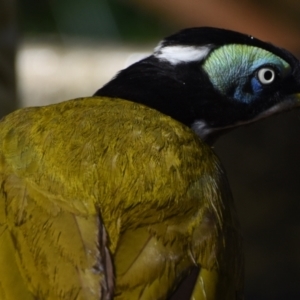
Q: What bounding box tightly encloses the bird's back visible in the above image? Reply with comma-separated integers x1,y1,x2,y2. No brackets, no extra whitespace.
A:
0,97,243,299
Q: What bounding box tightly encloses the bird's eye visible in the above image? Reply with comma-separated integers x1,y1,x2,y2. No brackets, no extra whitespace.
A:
257,67,276,85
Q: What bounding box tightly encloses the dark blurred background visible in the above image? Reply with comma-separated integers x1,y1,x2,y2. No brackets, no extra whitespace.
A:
2,0,300,299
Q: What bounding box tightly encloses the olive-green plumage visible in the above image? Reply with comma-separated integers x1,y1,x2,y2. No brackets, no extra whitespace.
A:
0,97,242,299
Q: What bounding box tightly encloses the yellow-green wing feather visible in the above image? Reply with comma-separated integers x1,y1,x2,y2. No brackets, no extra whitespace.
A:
0,97,243,299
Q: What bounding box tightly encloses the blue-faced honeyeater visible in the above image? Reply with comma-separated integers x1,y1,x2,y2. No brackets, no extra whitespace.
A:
0,27,300,300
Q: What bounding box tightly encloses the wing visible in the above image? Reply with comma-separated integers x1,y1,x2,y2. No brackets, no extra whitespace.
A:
189,171,244,300
0,174,114,300
0,101,114,300
111,164,244,300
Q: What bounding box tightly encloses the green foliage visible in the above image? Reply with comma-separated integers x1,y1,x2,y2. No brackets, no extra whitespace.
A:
18,0,170,42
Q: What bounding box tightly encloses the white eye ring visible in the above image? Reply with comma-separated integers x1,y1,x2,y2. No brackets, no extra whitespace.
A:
257,67,276,84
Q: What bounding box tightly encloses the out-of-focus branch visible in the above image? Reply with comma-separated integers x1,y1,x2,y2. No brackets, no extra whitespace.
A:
131,0,300,52
0,0,18,117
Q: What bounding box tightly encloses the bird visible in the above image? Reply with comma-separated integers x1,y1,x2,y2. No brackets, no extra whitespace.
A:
0,27,299,300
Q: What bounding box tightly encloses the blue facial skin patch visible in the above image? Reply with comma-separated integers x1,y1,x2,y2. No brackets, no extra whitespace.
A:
203,44,291,103
251,77,264,94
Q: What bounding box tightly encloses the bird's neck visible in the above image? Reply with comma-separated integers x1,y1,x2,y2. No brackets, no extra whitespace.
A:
94,57,200,127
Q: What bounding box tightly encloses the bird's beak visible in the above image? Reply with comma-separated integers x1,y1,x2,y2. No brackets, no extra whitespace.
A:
249,92,300,124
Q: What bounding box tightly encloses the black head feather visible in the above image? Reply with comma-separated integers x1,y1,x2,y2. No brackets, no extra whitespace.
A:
95,27,300,143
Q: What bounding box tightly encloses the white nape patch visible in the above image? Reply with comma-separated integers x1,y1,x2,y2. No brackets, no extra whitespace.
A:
154,44,212,65
191,120,214,140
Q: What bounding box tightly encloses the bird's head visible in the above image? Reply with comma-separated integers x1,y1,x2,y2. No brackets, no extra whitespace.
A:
95,27,300,144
